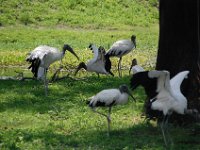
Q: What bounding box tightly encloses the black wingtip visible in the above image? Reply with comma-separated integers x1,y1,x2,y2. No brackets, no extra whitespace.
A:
88,43,93,49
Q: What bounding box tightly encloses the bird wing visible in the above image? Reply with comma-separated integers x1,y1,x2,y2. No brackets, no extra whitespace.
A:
91,89,119,106
107,40,134,57
148,70,171,93
88,45,105,65
170,71,189,94
28,46,48,60
89,44,100,63
28,45,59,60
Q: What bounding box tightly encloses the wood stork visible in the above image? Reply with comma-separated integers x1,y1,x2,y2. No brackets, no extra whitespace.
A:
87,84,136,136
26,44,79,96
131,70,198,146
106,35,136,77
129,58,145,75
148,70,199,146
74,44,114,77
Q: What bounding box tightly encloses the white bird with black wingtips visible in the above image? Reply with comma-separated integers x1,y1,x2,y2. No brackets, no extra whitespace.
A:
148,70,198,146
106,35,136,77
26,44,79,96
74,44,114,77
87,84,136,136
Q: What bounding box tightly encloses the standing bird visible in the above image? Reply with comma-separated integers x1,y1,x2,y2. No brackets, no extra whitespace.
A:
106,35,136,77
87,84,136,136
75,44,114,77
26,44,79,96
129,58,145,75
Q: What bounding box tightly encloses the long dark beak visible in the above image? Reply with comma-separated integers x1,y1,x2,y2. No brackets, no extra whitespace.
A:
68,48,80,60
127,89,136,102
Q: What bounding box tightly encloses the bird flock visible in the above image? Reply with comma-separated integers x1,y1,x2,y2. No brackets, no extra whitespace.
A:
25,34,199,147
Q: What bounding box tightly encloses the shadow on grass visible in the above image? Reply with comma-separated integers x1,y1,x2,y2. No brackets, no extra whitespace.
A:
0,123,163,149
0,75,133,114
1,122,200,150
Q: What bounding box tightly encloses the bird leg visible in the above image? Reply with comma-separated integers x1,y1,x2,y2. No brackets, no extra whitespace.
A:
164,115,174,147
159,114,173,148
118,57,122,77
160,115,168,147
44,69,48,96
92,107,112,136
96,73,100,78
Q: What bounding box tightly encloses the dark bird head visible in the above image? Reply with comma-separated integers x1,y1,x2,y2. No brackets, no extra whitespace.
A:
129,58,138,75
131,35,136,48
63,44,79,60
119,84,136,102
74,62,87,76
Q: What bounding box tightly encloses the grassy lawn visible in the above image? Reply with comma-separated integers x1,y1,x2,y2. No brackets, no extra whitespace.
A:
0,0,199,149
0,75,200,149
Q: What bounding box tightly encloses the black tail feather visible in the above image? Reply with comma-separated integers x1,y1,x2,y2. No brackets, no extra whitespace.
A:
104,54,114,76
27,58,41,78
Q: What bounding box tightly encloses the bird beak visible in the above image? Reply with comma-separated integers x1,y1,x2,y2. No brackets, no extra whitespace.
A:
68,48,80,60
127,89,136,102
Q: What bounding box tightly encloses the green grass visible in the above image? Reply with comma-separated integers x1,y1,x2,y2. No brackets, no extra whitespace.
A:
0,0,158,68
0,0,158,28
0,76,200,150
0,25,158,69
1,1,199,149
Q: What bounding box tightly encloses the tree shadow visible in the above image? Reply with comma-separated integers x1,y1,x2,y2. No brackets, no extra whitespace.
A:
0,123,166,149
2,122,199,149
0,75,133,114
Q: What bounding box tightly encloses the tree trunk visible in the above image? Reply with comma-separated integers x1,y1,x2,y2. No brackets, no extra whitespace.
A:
156,0,200,123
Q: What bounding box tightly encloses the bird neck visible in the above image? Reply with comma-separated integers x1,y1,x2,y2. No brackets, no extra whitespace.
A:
133,41,136,48
75,62,87,75
62,49,66,55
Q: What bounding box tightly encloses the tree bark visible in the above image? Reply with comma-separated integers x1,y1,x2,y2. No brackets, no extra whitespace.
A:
156,0,200,122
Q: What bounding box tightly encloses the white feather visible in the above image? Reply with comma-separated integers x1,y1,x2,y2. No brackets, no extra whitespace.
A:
131,65,145,74
89,89,129,107
86,44,108,74
27,45,64,78
107,39,135,57
150,70,189,115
